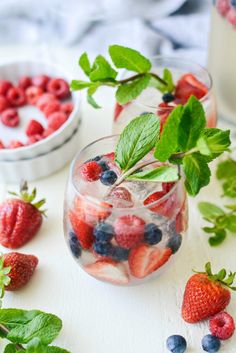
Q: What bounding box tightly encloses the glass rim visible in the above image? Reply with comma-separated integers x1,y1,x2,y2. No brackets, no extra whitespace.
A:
124,55,213,111
70,134,182,213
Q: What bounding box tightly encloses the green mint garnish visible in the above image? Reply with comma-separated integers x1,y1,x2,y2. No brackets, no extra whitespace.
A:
127,166,179,183
71,44,175,108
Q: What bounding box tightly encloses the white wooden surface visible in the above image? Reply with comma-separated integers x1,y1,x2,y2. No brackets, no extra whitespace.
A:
0,46,236,353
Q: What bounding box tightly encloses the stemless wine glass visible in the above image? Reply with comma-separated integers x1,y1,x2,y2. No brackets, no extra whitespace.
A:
64,135,188,286
113,57,217,134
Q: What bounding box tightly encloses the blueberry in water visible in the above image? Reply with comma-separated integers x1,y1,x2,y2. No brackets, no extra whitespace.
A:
144,223,162,245
162,93,175,103
92,155,102,162
166,335,187,353
140,111,152,116
167,233,182,254
100,170,117,185
99,161,110,171
201,335,221,353
94,223,114,242
93,241,113,256
231,0,236,7
112,247,130,261
69,231,82,258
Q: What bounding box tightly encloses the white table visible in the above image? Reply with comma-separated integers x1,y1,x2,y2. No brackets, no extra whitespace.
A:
1,46,236,353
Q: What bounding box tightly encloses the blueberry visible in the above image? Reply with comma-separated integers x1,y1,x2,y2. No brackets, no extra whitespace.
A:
166,335,187,353
112,247,130,261
100,170,117,185
140,111,152,116
162,93,175,103
99,161,110,171
69,231,82,258
92,155,102,162
202,335,221,353
144,223,162,245
231,0,236,7
167,233,182,254
94,223,114,242
93,241,113,256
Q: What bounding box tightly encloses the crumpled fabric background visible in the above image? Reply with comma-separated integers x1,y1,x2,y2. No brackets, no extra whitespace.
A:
0,0,211,65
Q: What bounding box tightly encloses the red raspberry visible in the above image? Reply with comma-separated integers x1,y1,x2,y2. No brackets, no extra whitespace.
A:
109,187,133,208
0,80,12,95
227,7,236,27
1,108,20,127
216,0,230,16
32,75,50,90
0,140,5,149
9,140,24,149
42,100,61,118
26,119,44,137
47,111,67,130
36,93,57,111
25,86,43,105
60,102,74,117
42,128,54,138
209,312,235,340
18,76,32,90
114,215,145,249
27,134,44,145
0,95,10,112
80,161,103,182
47,78,70,99
6,87,26,107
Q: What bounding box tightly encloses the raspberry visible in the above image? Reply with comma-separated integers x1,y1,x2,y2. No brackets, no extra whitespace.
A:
80,161,103,182
1,108,20,127
114,215,145,249
216,0,230,16
42,100,61,118
227,7,236,27
25,86,43,105
32,75,50,90
0,80,12,95
0,140,5,149
60,102,74,117
47,78,70,99
9,140,24,149
36,93,57,111
47,111,67,130
6,87,26,107
42,128,54,138
18,76,32,90
0,95,10,112
209,312,235,340
27,134,44,145
26,119,44,137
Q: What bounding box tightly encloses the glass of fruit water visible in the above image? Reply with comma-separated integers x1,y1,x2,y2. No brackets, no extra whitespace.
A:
64,135,188,286
113,57,217,134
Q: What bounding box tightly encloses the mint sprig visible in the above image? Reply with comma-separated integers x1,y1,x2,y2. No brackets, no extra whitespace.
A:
71,44,174,108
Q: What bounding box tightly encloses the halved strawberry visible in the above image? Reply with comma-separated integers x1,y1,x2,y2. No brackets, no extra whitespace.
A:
114,103,129,121
84,259,129,284
157,102,174,132
175,198,188,233
175,73,208,104
69,210,94,249
74,197,112,226
129,244,172,279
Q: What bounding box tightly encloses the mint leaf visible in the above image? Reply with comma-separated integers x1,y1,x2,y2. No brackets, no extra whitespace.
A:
79,52,91,76
208,229,227,246
197,128,230,156
70,80,91,90
127,166,179,182
46,347,71,353
222,178,236,198
226,214,236,233
183,153,211,196
0,309,40,336
4,344,22,353
178,96,206,151
198,202,224,221
154,105,184,162
26,337,46,353
155,68,174,93
216,158,236,180
115,113,160,171
87,94,101,109
225,204,236,211
7,313,62,345
89,55,117,82
116,74,151,105
109,45,151,73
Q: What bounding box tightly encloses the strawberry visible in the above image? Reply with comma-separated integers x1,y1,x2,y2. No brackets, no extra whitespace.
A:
175,73,208,104
144,189,177,219
157,102,174,132
74,196,112,226
114,103,125,121
128,244,172,279
182,263,235,323
175,198,188,233
109,187,133,208
84,259,129,284
69,210,94,249
3,252,38,291
114,215,145,249
0,181,46,249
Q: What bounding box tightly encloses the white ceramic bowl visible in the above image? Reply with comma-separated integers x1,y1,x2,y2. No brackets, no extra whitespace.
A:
0,60,81,161
0,126,80,182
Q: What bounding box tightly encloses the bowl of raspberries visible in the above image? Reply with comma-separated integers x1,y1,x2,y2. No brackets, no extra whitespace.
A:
0,60,81,181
